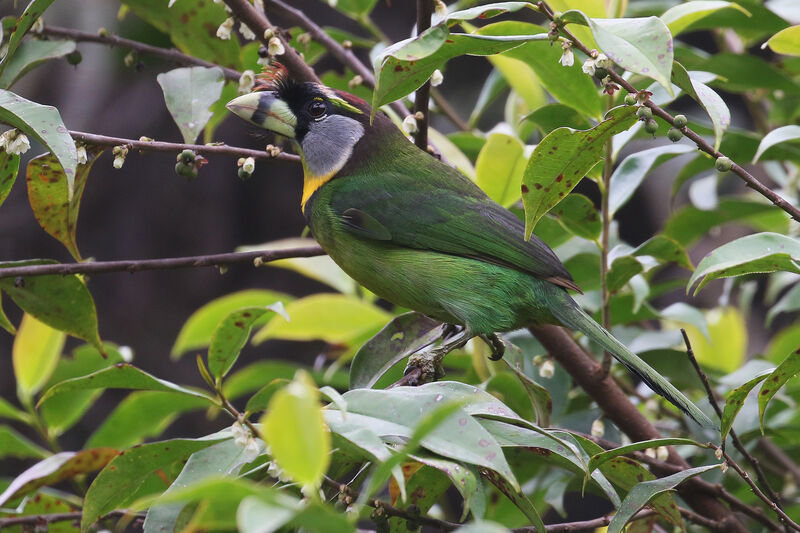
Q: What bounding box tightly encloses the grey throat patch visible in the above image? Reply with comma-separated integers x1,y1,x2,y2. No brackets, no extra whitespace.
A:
301,114,365,177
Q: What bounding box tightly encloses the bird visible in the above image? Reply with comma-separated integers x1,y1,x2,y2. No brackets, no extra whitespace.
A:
226,69,713,428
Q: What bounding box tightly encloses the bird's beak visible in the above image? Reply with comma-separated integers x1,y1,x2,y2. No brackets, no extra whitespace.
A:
226,92,297,139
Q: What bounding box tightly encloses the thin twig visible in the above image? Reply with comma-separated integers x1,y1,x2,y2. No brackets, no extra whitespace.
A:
413,0,433,150
69,130,300,163
40,25,241,81
0,510,135,529
0,246,325,279
721,448,800,531
599,93,614,376
538,1,800,224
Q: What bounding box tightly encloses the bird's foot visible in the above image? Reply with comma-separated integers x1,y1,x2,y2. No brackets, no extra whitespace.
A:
481,332,506,361
403,325,472,385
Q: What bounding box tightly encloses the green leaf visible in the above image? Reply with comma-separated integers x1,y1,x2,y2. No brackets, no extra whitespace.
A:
476,21,605,119
671,63,730,151
758,351,800,433
767,24,800,56
0,39,76,89
767,281,800,326
157,67,225,145
634,235,693,269
501,358,552,427
86,391,211,449
253,293,391,345
12,313,65,403
550,193,601,240
661,1,751,36
238,492,355,533
562,11,674,92
0,425,48,460
0,150,19,209
682,307,747,373
0,488,79,531
660,302,709,339
698,53,800,95
609,144,694,216
607,465,721,533
606,255,644,293
122,0,240,67
208,303,287,379
753,125,800,163
689,232,800,293
411,455,479,521
0,259,102,353
439,2,533,23
587,438,701,475
172,289,291,358
476,132,528,207
720,370,771,441
0,448,118,507
0,396,28,423
372,25,548,111
26,148,102,261
245,379,290,414
523,103,592,134
481,469,545,532
350,311,444,389
82,438,222,532
330,0,378,16
37,363,214,408
0,0,56,79
261,371,330,488
0,89,77,197
521,105,638,238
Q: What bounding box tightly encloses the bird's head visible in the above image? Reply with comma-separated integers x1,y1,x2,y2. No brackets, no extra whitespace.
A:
226,67,371,181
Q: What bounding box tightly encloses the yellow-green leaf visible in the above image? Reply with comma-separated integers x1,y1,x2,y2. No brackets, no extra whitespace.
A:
767,25,800,56
682,307,746,373
758,351,800,434
13,313,65,403
476,132,528,207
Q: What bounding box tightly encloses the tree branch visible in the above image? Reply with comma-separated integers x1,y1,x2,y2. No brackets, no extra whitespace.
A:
69,130,299,162
538,0,800,224
0,510,135,529
0,246,325,279
413,0,433,150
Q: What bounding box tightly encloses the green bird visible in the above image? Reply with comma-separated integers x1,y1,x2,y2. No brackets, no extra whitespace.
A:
226,75,713,428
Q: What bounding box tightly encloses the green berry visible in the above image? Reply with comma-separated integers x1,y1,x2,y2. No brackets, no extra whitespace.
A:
673,114,687,128
624,94,636,106
66,51,82,66
667,128,683,142
238,167,253,180
636,106,653,120
552,11,563,23
644,119,658,134
594,67,609,80
715,156,732,172
180,149,195,165
175,161,198,180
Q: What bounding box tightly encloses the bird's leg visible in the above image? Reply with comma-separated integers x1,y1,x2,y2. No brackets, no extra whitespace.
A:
480,332,506,361
404,326,473,385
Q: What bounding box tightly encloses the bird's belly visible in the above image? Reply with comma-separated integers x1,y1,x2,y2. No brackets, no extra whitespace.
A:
311,220,556,334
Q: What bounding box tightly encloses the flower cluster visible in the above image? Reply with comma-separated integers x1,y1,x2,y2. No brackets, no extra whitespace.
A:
0,129,30,155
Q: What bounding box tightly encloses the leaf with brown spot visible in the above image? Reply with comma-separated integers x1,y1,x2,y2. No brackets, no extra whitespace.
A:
0,0,57,80
0,448,118,506
758,351,800,434
207,303,288,379
26,148,103,261
522,105,638,239
720,369,771,441
0,150,20,208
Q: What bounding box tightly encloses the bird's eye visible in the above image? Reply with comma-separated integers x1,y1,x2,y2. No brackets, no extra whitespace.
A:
308,100,326,119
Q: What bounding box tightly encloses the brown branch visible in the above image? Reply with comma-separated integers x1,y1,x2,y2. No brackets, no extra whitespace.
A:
40,25,241,81
223,0,319,83
538,1,800,224
413,0,433,150
69,130,300,163
529,325,749,532
0,510,135,529
0,246,325,279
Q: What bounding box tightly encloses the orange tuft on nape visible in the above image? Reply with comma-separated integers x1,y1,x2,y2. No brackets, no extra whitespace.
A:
253,62,290,91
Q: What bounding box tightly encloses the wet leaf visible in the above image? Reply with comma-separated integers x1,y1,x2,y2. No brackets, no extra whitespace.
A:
350,312,444,389
157,66,225,145
0,39,76,89
753,125,800,163
671,63,730,151
521,105,638,238
208,303,287,379
26,148,102,261
0,448,118,507
689,232,800,294
0,89,77,197
720,370,771,441
411,455,479,520
0,149,20,208
661,1,751,35
12,313,64,403
758,351,800,433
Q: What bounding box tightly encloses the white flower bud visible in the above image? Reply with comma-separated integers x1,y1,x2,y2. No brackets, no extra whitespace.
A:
402,114,418,134
113,155,125,169
539,359,555,378
31,17,44,33
216,17,234,40
720,462,728,473
327,0,338,6
558,47,574,67
595,53,612,69
1,130,30,155
231,421,249,446
430,69,443,86
118,345,134,362
348,75,363,89
434,0,447,17
590,418,605,438
76,145,88,165
297,32,311,45
715,447,723,460
112,145,128,169
238,69,255,94
239,22,256,41
242,156,255,173
656,446,669,461
581,57,595,76
268,36,285,56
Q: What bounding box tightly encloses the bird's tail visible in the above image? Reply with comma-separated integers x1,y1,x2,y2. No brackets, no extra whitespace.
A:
549,297,716,429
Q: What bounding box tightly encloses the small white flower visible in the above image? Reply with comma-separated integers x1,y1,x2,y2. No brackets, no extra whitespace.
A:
715,447,723,460
239,22,256,41
112,155,124,169
31,16,44,33
76,145,88,165
268,36,285,56
581,57,596,76
124,51,136,68
430,69,443,87
112,145,128,169
327,0,338,6
720,462,728,473
168,0,178,6
238,69,255,94
434,0,447,17
595,53,612,70
1,130,30,155
118,345,134,362
231,421,249,446
656,446,669,461
402,114,418,134
645,448,656,459
539,359,555,379
296,32,311,46
348,75,363,89
216,17,234,40
590,418,605,438
558,47,574,67
242,156,255,173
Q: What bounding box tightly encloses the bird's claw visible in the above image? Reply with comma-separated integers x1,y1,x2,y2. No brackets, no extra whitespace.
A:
482,333,506,361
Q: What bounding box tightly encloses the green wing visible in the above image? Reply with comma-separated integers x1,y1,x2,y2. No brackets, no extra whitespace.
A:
328,164,580,292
